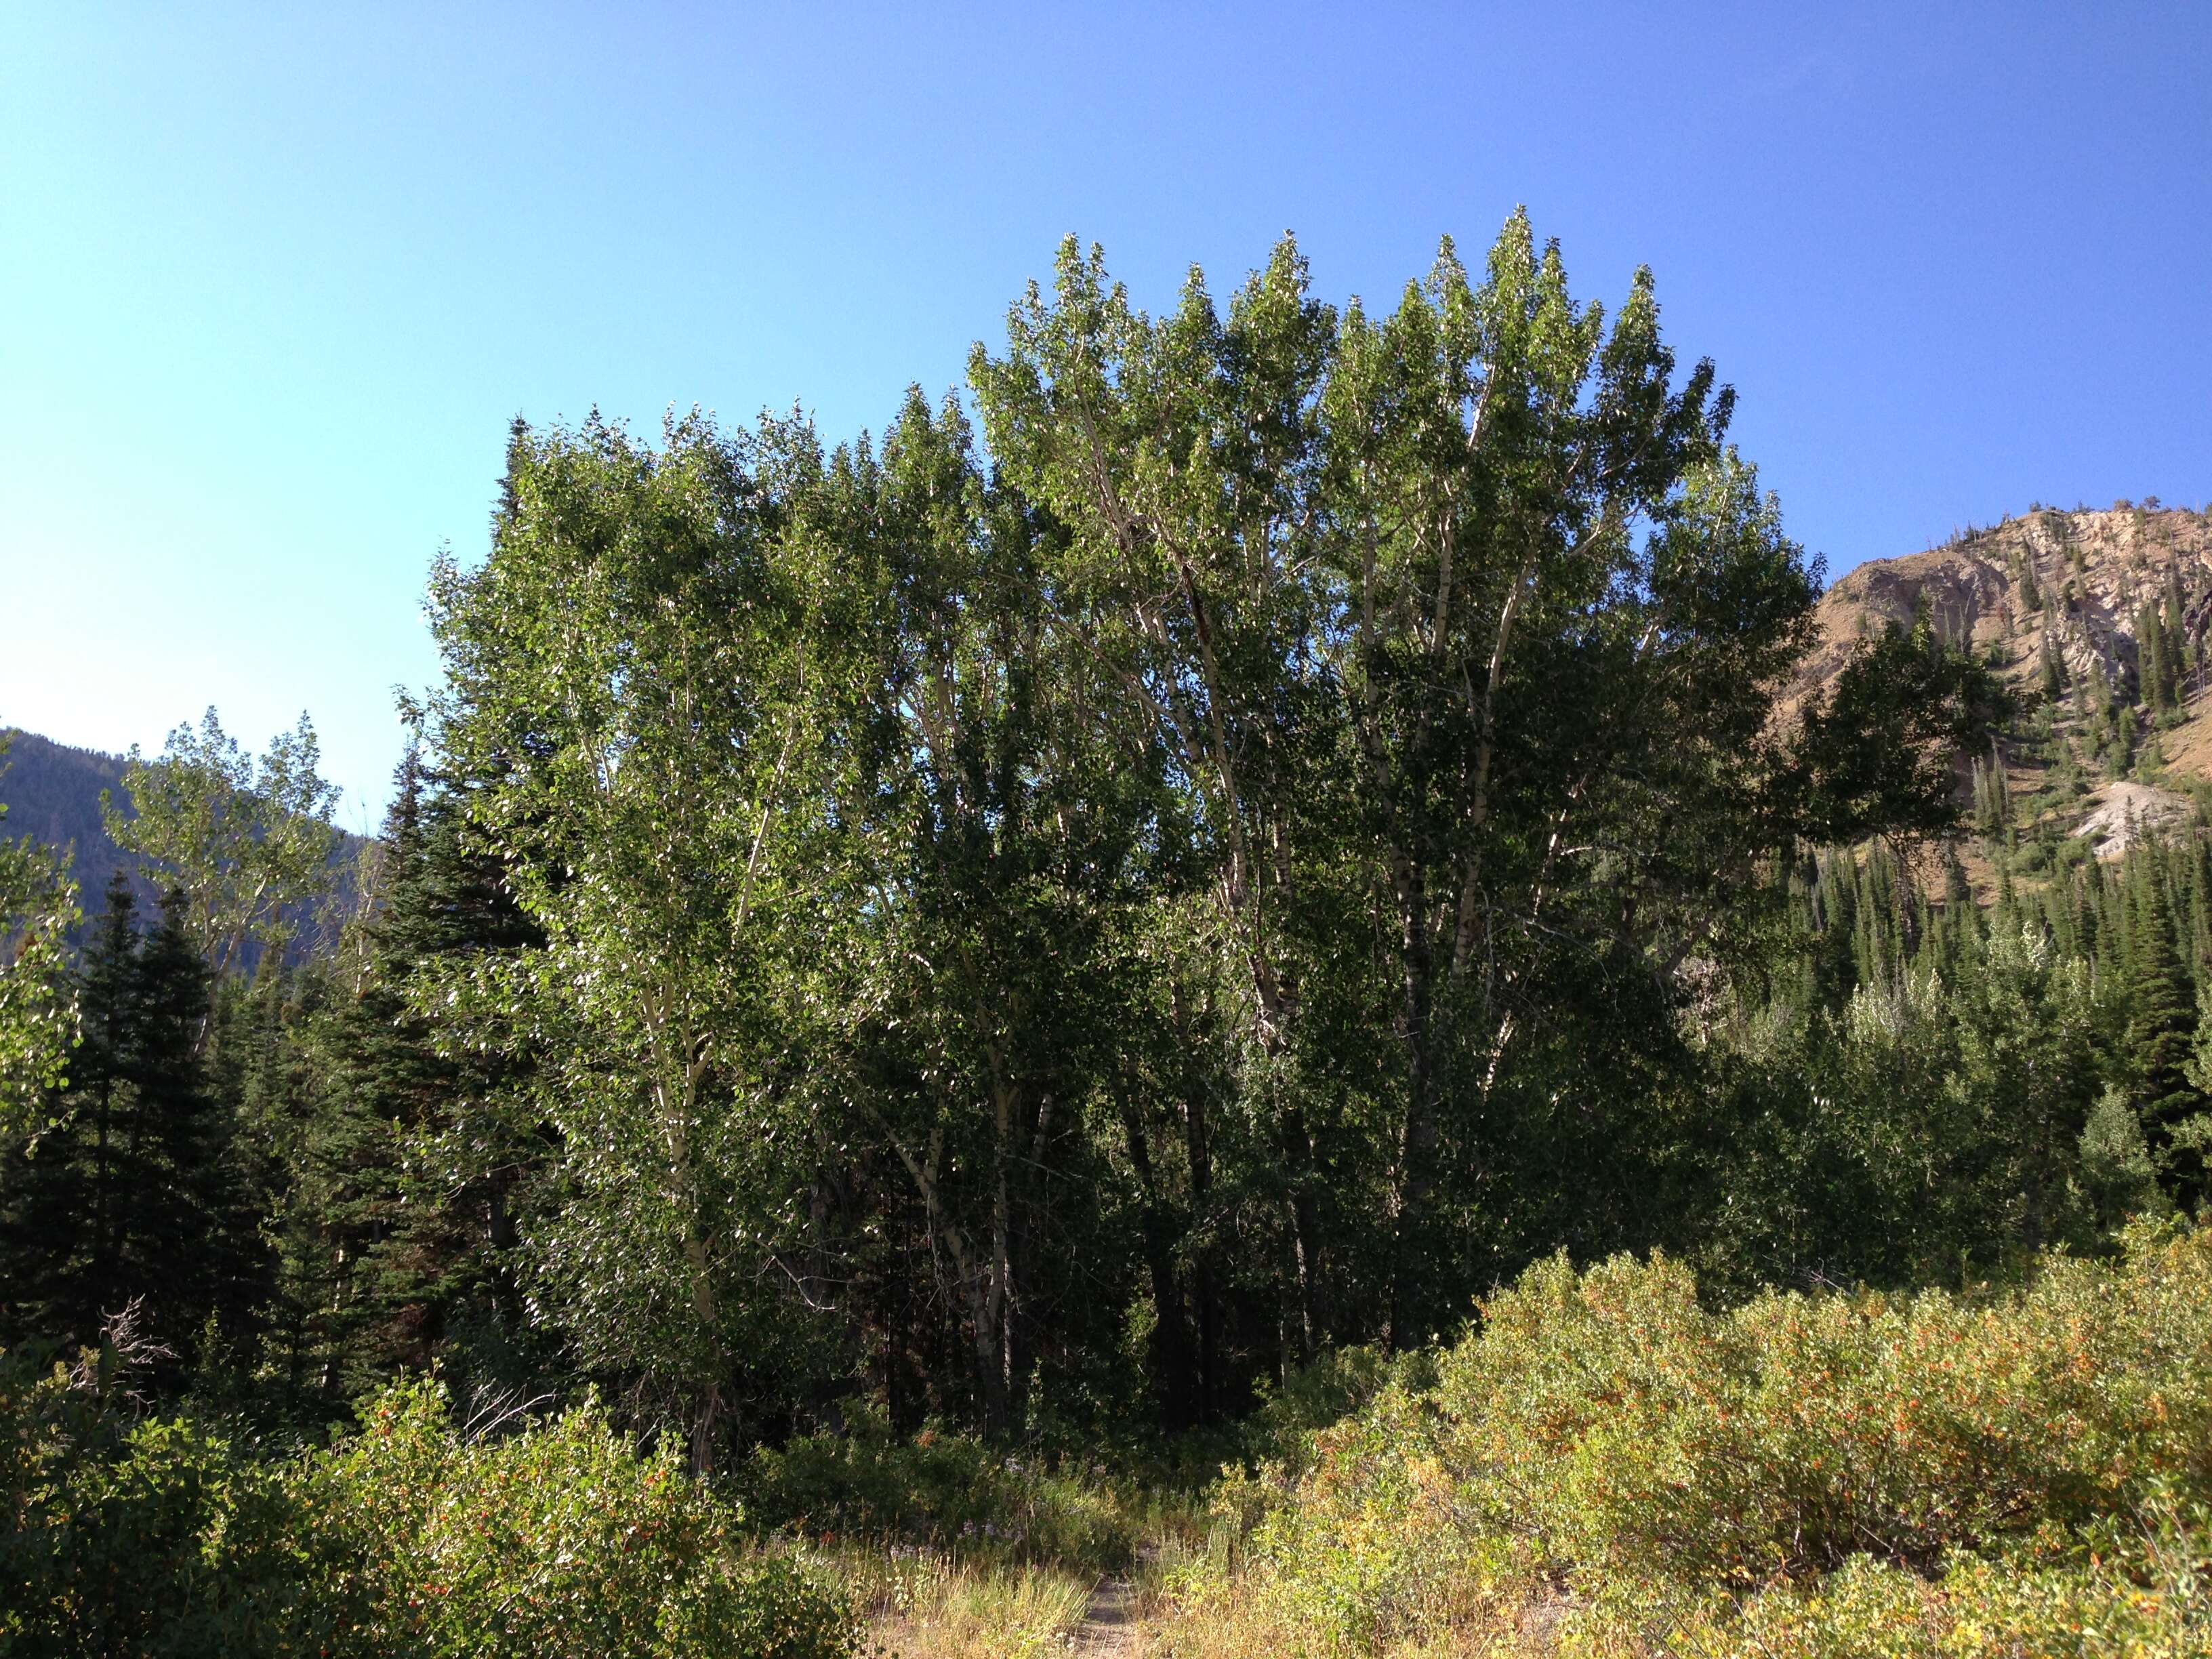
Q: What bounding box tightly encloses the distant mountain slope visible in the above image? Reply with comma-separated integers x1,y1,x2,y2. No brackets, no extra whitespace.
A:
0,728,365,939
0,729,155,907
1797,501,2212,882
1803,503,2212,698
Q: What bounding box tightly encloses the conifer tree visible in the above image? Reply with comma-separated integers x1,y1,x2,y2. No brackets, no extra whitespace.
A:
2163,569,2190,700
269,749,548,1402
2187,837,2212,978
2124,858,2202,1195
0,880,256,1375
2136,606,2169,714
128,889,262,1363
0,877,138,1349
1811,851,1858,1005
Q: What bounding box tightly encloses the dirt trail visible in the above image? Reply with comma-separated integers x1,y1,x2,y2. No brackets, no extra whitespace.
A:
1074,1576,1137,1655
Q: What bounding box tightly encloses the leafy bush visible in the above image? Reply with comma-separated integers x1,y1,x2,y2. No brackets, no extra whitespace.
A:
1200,1223,2212,1655
311,1379,857,1659
0,1343,360,1657
745,1408,1132,1572
1,1360,855,1658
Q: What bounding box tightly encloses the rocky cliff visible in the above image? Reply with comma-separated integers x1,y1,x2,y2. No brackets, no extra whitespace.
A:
1801,501,2212,875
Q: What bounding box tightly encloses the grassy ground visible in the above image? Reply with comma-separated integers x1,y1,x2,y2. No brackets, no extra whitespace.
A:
800,1543,1097,1657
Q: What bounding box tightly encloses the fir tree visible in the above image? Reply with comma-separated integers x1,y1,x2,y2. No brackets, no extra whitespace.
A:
260,748,550,1405
2162,569,2190,700
0,881,258,1376
127,890,262,1365
0,877,140,1349
2123,859,2202,1196
2136,606,2169,713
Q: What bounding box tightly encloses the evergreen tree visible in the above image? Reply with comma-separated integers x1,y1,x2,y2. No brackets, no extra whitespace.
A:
2136,605,2169,713
1811,851,1858,1006
0,880,258,1377
264,750,549,1406
2124,859,2202,1197
2163,569,2190,700
127,890,262,1365
0,877,139,1349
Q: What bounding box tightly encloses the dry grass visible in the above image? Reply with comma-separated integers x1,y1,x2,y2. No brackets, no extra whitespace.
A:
1130,1577,1561,1659
793,1530,1574,1658
811,1544,1097,1658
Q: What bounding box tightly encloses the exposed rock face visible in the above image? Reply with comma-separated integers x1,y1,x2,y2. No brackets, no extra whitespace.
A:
1799,503,2212,869
2073,779,2196,857
1806,504,2212,707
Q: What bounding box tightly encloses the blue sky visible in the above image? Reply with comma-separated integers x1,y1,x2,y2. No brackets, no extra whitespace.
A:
3,3,2207,823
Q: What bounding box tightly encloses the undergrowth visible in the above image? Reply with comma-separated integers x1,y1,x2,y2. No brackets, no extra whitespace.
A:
1148,1221,2212,1656
0,1364,856,1658
12,1227,2208,1656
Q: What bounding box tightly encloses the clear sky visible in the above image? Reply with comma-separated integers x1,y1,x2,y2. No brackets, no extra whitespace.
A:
3,4,2207,823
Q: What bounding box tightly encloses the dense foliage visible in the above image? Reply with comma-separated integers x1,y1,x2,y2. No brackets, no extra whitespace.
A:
0,219,2205,1650
0,1347,854,1658
1167,1224,2211,1656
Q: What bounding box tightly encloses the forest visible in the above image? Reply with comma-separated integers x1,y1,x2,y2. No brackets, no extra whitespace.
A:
3,218,2207,1656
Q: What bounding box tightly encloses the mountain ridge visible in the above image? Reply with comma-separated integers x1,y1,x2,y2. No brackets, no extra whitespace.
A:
0,727,365,937
0,729,152,909
1800,501,2212,885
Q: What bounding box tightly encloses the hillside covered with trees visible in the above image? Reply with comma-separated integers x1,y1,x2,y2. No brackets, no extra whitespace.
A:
3,220,2206,1656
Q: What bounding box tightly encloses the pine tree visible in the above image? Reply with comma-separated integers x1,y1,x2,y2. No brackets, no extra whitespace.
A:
257,749,551,1405
1811,850,1858,1005
2163,569,2190,701
2137,606,2169,713
126,890,263,1365
2124,859,2203,1197
2187,836,2212,980
1971,745,2010,842
0,877,140,1349
0,881,256,1376
2039,631,2065,703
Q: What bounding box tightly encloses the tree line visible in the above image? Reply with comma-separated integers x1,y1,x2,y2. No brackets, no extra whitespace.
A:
0,215,2188,1473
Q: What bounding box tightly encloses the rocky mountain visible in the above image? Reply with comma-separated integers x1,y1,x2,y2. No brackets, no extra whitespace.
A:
1800,501,2212,880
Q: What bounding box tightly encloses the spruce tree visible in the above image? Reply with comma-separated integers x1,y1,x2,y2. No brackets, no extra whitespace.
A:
0,881,255,1375
2039,631,2064,703
259,749,550,1405
129,889,263,1364
2163,569,2190,700
2188,836,2212,979
2124,859,2203,1197
0,877,140,1349
2136,607,2169,713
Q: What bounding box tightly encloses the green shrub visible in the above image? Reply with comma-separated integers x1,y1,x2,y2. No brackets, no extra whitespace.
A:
313,1379,855,1659
1225,1223,2212,1654
0,1346,358,1657
1,1359,855,1658
1669,1514,2211,1658
745,1408,1132,1572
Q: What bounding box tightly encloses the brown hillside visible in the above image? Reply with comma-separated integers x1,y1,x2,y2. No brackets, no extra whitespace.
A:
1799,501,2212,877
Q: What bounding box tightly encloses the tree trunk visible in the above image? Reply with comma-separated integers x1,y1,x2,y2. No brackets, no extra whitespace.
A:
1280,1100,1323,1362
1120,1097,1196,1429
1387,855,1441,1353
1172,985,1223,1420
